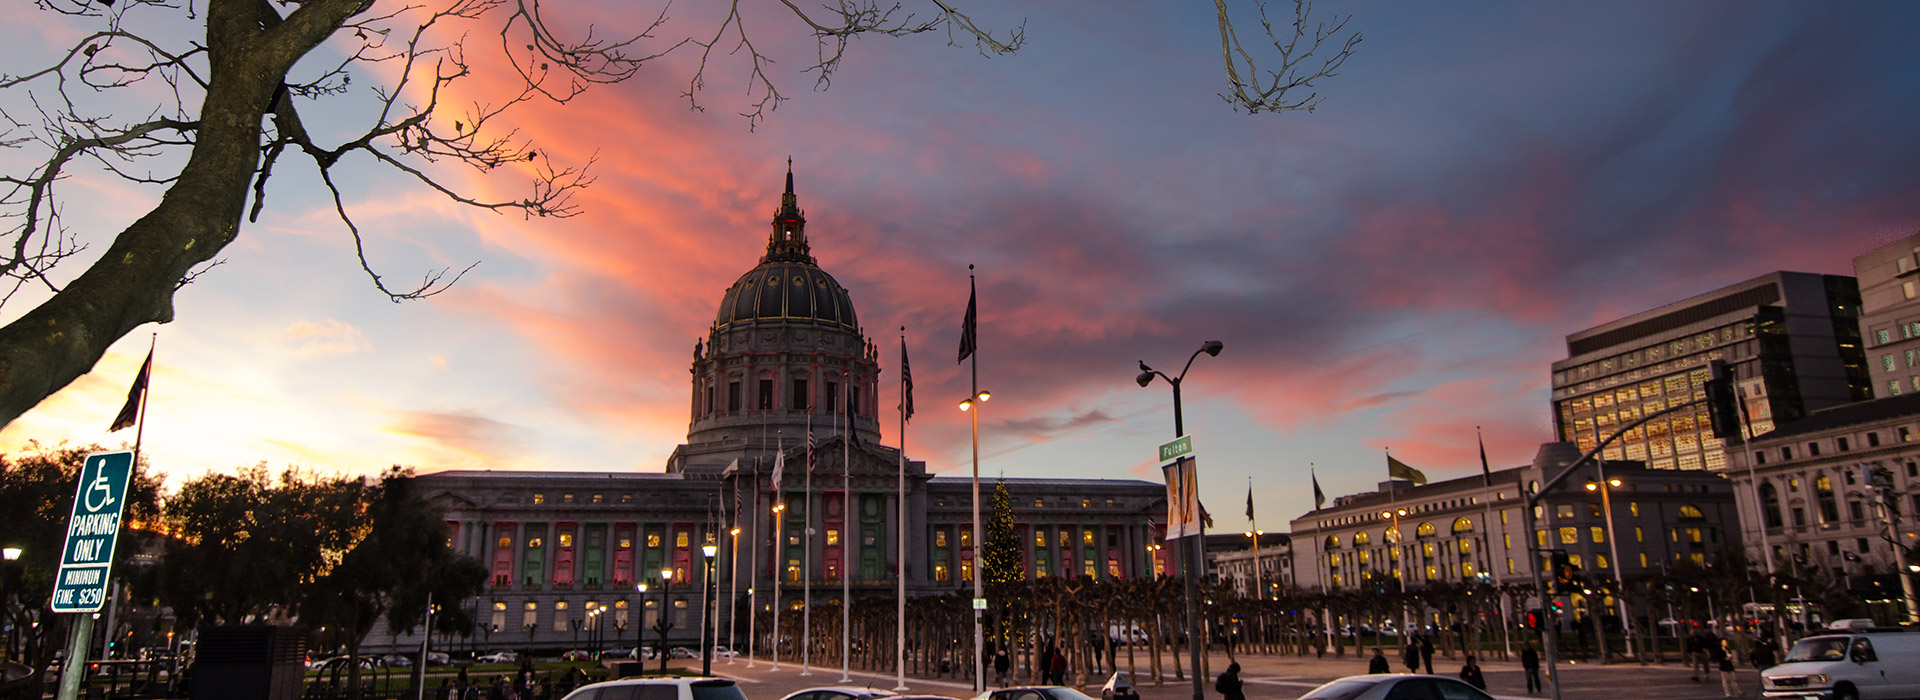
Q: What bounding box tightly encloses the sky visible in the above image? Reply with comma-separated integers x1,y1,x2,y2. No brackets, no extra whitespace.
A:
3,1,1919,528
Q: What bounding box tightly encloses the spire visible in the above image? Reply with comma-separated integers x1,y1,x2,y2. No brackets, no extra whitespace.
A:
765,157,813,263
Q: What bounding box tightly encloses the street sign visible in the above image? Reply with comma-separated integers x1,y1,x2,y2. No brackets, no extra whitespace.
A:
972,598,987,611
51,451,133,613
1158,435,1193,463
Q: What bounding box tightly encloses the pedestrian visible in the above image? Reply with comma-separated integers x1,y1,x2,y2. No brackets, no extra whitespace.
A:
1521,642,1541,694
1404,641,1420,673
1369,648,1391,674
1749,638,1777,671
1419,635,1435,675
1459,655,1486,691
1040,646,1056,684
1214,662,1245,700
1049,648,1069,685
1716,639,1740,697
1691,630,1713,682
995,651,1011,687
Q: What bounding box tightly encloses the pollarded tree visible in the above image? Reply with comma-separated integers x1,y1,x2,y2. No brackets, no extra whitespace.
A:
0,0,1357,431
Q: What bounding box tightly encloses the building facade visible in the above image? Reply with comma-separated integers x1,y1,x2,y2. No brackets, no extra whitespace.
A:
1550,271,1869,472
1853,232,1920,399
365,168,1167,653
1287,443,1740,594
1209,533,1294,599
1722,394,1920,584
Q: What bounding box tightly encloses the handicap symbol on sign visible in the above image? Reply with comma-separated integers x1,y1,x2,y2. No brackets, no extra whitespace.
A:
84,472,116,512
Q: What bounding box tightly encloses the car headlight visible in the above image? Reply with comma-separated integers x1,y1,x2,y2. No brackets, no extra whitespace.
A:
1808,674,1829,685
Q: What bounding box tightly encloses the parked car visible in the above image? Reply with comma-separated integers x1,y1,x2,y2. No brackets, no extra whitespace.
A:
1760,630,1920,700
475,651,519,664
781,687,897,700
971,687,1102,700
562,677,748,700
562,650,595,662
425,651,451,666
669,647,698,659
1290,675,1493,700
710,647,739,659
381,654,414,667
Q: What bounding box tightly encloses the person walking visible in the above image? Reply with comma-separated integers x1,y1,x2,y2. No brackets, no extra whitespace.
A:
1459,655,1486,691
1048,648,1069,685
1404,640,1421,673
1419,635,1435,675
995,651,1011,687
1749,638,1776,671
1716,639,1741,697
1521,642,1541,694
1369,648,1391,674
1214,662,1246,700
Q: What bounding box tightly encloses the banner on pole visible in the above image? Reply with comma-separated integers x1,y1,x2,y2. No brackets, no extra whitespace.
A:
1161,456,1201,539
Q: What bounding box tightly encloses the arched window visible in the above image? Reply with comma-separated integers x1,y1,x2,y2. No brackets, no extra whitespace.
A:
1452,517,1474,534
1416,522,1436,538
1814,475,1839,524
1325,535,1341,549
1353,531,1371,546
1759,482,1783,529
1677,504,1705,519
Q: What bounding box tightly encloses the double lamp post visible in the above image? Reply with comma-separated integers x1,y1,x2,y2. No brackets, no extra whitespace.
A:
1137,339,1222,700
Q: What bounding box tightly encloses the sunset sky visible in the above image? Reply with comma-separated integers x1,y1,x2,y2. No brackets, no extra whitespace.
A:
3,1,1918,525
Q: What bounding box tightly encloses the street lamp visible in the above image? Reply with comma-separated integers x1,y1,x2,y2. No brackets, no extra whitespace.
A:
701,543,718,676
728,526,741,664
959,388,990,692
2,546,19,659
636,582,649,666
771,501,786,672
1585,475,1634,660
1243,530,1265,601
1136,339,1223,700
656,569,675,675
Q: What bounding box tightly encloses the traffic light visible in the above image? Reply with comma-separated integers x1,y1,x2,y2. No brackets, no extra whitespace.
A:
1705,360,1741,440
1549,600,1564,615
1525,609,1542,630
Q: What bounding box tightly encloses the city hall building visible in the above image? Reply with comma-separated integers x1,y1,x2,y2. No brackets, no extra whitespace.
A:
368,168,1170,652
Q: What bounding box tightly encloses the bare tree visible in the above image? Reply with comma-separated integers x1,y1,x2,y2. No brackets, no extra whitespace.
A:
0,0,1353,432
1214,0,1361,114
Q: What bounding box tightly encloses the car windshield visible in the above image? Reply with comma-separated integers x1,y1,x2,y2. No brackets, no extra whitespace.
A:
1295,679,1381,700
1047,689,1098,700
692,680,748,700
1784,637,1851,663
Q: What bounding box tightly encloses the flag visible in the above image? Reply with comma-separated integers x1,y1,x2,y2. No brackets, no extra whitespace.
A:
900,337,915,422
1311,469,1326,511
807,430,816,474
1477,429,1493,488
733,477,743,528
770,451,786,488
109,349,152,432
1161,457,1200,538
1387,454,1428,485
1245,484,1255,522
957,285,976,363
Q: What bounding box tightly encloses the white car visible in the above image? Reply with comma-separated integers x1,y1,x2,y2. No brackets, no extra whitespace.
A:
1761,631,1920,700
475,651,519,664
562,677,749,700
710,647,738,659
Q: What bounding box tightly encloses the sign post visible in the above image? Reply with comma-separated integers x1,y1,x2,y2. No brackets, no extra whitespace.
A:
53,451,134,700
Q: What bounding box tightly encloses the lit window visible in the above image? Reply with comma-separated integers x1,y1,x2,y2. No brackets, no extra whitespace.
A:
1559,527,1578,545
675,532,689,548
528,537,544,549
787,560,802,582
935,531,948,548
533,494,546,505
1083,530,1095,545
1590,527,1605,544
646,534,661,548
497,537,512,548
558,534,573,548
1034,530,1046,547
563,494,575,504
826,529,840,546
934,563,949,583
960,530,972,547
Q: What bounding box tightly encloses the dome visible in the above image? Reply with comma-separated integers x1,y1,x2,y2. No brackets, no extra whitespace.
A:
713,261,859,330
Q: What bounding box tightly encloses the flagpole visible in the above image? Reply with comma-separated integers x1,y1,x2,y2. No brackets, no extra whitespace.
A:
967,267,985,693
841,379,852,683
132,333,154,462
896,328,910,691
803,412,813,677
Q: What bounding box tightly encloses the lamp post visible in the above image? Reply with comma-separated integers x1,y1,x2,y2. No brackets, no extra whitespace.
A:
772,501,786,671
1585,475,1634,660
1381,507,1409,632
701,544,718,676
959,387,991,691
728,527,741,664
656,569,675,675
1136,339,1222,700
636,582,649,666
1243,530,1265,601
2,546,19,660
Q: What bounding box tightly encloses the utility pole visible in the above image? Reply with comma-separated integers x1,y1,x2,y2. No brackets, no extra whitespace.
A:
1864,464,1919,622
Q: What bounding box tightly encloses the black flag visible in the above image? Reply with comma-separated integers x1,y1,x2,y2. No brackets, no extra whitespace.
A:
957,285,977,363
900,338,915,422
109,349,152,432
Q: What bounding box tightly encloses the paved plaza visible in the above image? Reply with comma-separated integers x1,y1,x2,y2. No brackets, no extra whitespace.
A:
660,650,1768,700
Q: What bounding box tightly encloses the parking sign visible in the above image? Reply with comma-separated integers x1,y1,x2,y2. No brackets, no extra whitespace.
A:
50,451,133,613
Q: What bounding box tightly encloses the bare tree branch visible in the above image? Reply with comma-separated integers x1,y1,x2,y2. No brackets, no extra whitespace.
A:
1214,0,1360,114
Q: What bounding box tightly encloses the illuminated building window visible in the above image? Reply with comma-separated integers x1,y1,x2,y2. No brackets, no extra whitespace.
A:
826,529,840,546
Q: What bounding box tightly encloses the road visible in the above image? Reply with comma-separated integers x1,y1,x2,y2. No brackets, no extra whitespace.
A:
653,650,1766,700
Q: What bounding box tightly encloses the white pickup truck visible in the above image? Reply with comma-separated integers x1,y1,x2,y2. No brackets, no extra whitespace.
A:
1760,629,1920,700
